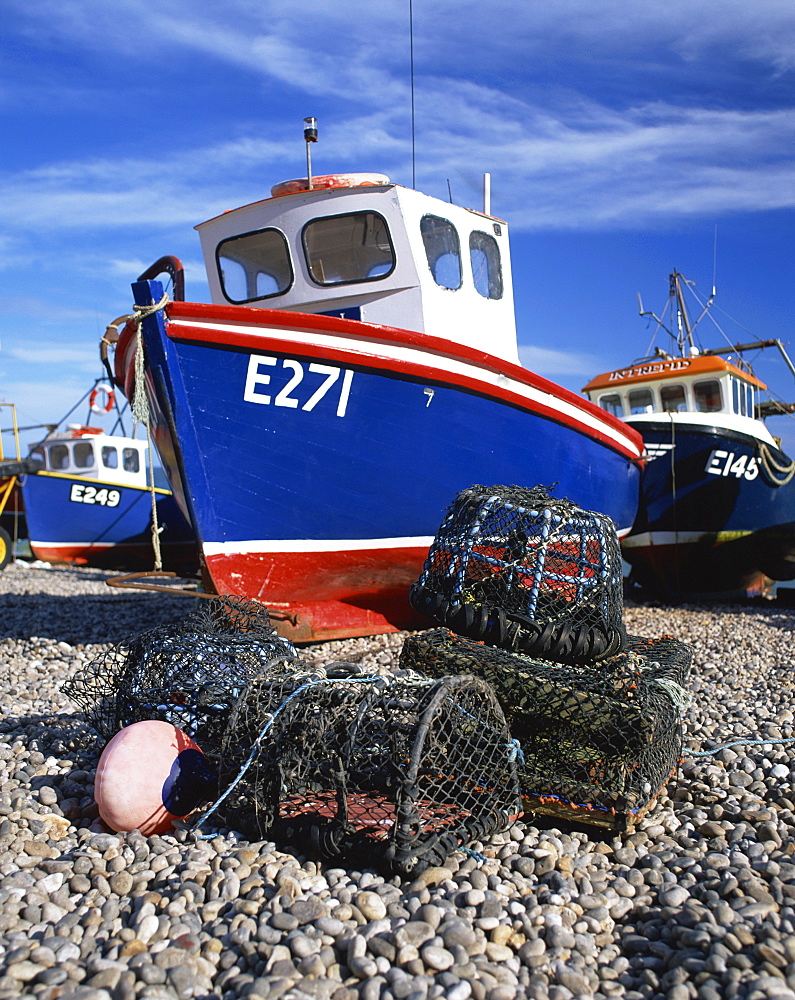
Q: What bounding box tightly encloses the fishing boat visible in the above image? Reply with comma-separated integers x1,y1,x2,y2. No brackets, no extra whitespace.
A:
583,271,795,599
104,122,644,641
9,386,197,572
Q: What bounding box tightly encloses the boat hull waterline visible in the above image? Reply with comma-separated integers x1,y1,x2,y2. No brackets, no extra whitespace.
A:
119,285,644,640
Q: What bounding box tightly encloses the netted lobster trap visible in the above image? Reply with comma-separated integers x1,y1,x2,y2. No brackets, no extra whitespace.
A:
64,596,298,752
203,663,522,875
410,484,627,665
400,629,693,830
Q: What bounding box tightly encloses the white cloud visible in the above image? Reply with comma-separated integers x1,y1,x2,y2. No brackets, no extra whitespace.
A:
518,345,602,377
1,95,793,238
7,0,795,84
3,344,99,366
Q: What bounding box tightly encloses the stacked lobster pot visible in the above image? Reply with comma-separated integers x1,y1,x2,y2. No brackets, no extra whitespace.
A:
403,484,693,830
68,596,522,874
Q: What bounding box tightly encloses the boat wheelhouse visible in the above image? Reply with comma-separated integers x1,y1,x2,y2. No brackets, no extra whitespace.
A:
29,425,149,489
108,143,643,641
584,272,795,599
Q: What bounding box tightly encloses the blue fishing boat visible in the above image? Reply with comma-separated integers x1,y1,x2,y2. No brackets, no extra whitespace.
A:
105,126,643,640
16,393,197,571
584,271,795,599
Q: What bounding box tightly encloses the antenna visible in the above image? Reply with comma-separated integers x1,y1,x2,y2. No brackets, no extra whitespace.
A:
409,0,416,187
711,224,718,298
483,173,491,215
303,117,317,190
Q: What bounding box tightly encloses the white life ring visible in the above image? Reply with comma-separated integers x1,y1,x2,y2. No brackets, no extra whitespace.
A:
89,384,115,414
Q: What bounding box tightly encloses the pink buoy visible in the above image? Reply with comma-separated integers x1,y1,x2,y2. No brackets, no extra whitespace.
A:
94,720,216,835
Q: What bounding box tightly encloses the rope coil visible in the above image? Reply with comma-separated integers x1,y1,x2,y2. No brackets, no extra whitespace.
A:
758,442,795,487
118,293,171,570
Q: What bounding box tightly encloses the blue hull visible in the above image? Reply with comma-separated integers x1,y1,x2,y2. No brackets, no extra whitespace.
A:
21,470,197,571
624,419,795,597
122,283,643,639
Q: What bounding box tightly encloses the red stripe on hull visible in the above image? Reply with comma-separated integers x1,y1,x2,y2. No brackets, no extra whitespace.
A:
115,303,644,462
203,545,433,642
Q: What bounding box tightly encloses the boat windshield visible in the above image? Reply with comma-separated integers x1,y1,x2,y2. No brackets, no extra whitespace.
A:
694,379,722,412
628,389,654,415
660,384,686,412
217,228,293,303
599,393,624,417
303,211,394,286
73,442,95,468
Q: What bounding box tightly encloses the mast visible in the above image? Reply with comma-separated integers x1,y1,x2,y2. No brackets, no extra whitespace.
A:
671,272,693,355
670,270,715,357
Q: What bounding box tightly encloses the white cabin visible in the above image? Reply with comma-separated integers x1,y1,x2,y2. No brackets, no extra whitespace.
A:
196,174,519,364
29,427,151,488
582,355,778,446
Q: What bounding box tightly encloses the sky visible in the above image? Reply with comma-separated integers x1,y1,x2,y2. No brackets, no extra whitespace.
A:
2,0,795,456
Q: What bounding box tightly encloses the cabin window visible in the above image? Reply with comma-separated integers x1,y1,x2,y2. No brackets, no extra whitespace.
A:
73,442,95,468
102,446,119,469
49,444,70,470
694,379,722,412
628,389,654,414
29,448,44,468
660,384,687,412
123,448,140,473
733,379,744,416
469,232,503,299
420,215,462,290
217,228,293,303
303,211,394,286
732,378,754,417
599,394,624,417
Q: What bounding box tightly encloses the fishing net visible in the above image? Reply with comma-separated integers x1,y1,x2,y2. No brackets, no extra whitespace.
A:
66,596,522,870
399,629,693,829
410,484,626,665
64,596,297,751
204,663,522,875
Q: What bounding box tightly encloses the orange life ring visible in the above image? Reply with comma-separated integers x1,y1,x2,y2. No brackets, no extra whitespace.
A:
89,384,115,414
270,173,390,198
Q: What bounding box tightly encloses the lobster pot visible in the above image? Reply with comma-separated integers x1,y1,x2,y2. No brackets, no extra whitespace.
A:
64,596,297,751
213,667,522,875
400,630,693,830
410,485,626,665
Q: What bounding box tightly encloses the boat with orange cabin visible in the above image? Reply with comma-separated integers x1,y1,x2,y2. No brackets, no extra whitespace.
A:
583,271,795,599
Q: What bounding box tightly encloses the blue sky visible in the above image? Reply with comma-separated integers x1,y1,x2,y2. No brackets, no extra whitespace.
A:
2,0,795,455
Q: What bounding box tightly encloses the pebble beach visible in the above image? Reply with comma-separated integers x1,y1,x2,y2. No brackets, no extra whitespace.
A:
1,562,794,1000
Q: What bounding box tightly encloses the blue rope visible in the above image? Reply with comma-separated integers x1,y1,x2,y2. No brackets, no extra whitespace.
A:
194,674,389,837
458,846,488,863
686,735,795,758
